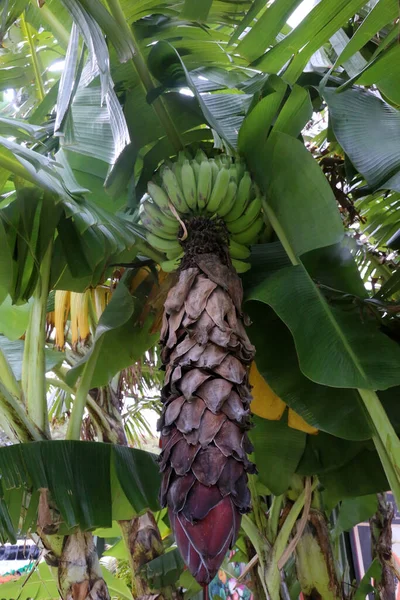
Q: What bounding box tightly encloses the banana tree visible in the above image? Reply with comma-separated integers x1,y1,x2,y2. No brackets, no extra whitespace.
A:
1,0,400,599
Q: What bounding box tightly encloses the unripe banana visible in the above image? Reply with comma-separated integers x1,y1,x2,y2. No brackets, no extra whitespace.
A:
210,159,219,186
146,232,182,254
234,159,246,183
231,259,251,273
217,180,237,217
181,160,197,210
192,160,200,183
161,256,182,273
147,181,171,215
161,166,189,213
141,216,178,240
166,247,183,260
231,215,264,245
206,166,230,213
197,159,212,210
229,239,251,259
142,200,179,233
172,161,184,189
226,195,262,234
224,172,253,222
229,165,238,183
195,149,208,164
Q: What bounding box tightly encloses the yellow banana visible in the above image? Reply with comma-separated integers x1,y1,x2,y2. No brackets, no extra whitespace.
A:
226,195,262,234
206,166,230,213
231,215,264,245
224,172,253,222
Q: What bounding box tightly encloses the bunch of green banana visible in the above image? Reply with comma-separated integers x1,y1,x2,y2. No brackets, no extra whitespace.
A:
140,151,265,274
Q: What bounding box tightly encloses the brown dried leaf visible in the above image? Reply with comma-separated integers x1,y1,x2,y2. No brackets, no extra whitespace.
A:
193,344,228,369
195,254,243,311
221,391,249,422
180,369,210,399
214,421,245,459
165,396,186,427
185,276,217,320
192,447,227,485
165,268,198,313
205,288,237,331
214,355,246,383
176,397,206,434
166,306,185,349
170,439,200,475
198,411,226,447
196,379,233,413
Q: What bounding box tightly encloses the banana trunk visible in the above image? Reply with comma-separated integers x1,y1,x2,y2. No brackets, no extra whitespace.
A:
158,217,256,586
294,509,344,600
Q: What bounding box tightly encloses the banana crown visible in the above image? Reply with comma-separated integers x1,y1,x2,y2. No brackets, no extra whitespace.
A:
140,151,264,273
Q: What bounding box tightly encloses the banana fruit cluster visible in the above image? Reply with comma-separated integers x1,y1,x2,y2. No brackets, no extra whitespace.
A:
140,150,264,273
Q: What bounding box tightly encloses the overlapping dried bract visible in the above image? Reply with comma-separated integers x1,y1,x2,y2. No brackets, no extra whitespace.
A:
158,254,255,585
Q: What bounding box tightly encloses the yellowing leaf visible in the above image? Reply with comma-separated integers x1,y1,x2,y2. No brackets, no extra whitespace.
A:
288,409,318,435
250,362,286,420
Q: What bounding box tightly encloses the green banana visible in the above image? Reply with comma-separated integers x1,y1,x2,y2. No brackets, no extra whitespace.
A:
197,159,212,210
195,149,208,164
231,259,251,273
146,232,182,254
161,256,182,272
231,215,264,245
181,160,197,210
217,180,237,217
226,194,262,234
210,159,219,186
147,181,171,215
234,159,246,183
224,172,253,222
229,239,251,259
192,159,200,183
142,200,179,233
141,216,178,240
206,166,230,213
161,166,189,213
166,247,183,260
229,165,238,183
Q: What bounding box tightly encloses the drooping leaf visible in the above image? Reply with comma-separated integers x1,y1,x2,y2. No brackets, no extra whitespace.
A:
247,263,400,390
141,547,185,589
0,336,63,381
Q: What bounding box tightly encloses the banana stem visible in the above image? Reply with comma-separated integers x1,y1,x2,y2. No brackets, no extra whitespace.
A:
66,339,104,440
22,240,53,435
105,0,184,153
20,13,45,101
267,494,284,543
359,389,400,508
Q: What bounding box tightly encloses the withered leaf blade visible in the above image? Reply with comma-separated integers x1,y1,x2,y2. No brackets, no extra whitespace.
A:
205,288,237,331
189,311,214,345
165,396,186,427
180,343,206,367
217,458,243,497
167,473,196,513
184,276,217,320
170,337,198,363
195,253,243,312
176,397,206,434
180,369,210,399
194,344,228,369
198,411,226,447
166,306,185,348
165,268,198,313
192,446,227,485
196,378,233,413
182,481,222,521
170,439,200,475
214,354,246,383
214,421,246,459
221,391,249,422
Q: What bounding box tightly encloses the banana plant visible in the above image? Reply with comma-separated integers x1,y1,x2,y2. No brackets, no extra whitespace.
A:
1,0,400,599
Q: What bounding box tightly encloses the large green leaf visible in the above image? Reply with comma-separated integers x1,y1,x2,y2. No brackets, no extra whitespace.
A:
0,563,59,600
244,132,344,257
247,263,400,390
0,297,32,341
141,547,185,589
0,441,160,538
0,336,63,381
324,87,400,191
333,494,377,538
250,415,306,496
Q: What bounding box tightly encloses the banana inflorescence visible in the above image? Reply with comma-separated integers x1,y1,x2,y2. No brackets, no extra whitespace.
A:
140,151,265,273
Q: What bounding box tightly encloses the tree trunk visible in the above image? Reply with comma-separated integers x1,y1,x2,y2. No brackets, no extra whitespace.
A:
370,493,397,600
158,218,256,586
294,509,344,600
120,512,165,598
